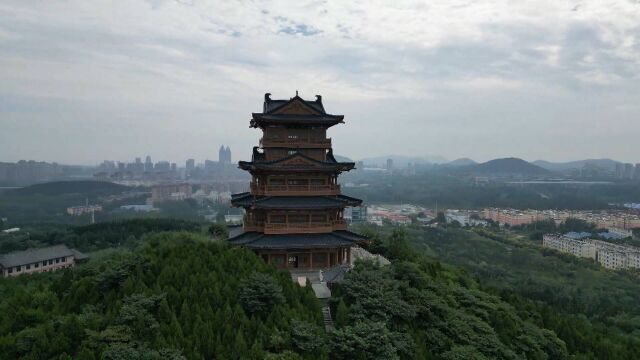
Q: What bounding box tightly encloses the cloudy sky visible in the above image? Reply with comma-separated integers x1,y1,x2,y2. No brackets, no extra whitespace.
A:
1,0,639,165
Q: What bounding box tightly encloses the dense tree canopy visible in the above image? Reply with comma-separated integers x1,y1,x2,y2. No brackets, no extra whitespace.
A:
2,218,639,359
0,218,202,253
330,230,568,359
0,233,324,359
344,173,640,210
354,225,640,360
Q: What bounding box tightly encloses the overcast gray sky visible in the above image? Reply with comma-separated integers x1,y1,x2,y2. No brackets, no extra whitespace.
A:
1,0,639,165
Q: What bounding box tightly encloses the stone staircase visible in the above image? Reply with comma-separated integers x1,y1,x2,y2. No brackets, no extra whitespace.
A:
321,301,334,332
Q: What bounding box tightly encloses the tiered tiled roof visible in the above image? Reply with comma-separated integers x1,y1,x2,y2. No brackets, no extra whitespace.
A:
231,193,362,209
239,151,354,173
228,230,368,249
250,94,344,128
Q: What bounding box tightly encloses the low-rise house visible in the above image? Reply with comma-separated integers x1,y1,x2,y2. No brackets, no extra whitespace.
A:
67,205,102,216
0,245,87,277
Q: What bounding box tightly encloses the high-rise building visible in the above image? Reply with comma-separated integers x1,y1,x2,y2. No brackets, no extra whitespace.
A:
635,163,640,180
624,163,634,180
229,93,368,269
144,156,153,172
386,158,394,172
615,163,624,179
186,159,195,172
155,161,170,172
219,146,226,163
219,145,232,163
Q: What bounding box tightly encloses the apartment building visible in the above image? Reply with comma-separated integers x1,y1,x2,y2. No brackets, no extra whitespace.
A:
543,234,596,259
542,234,640,270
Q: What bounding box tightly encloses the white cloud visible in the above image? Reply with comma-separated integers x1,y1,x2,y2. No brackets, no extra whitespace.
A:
0,0,639,163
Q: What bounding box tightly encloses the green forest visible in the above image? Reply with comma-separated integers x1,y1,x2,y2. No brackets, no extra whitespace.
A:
0,232,325,359
2,219,640,359
353,224,640,359
344,173,640,210
0,181,136,224
0,181,240,226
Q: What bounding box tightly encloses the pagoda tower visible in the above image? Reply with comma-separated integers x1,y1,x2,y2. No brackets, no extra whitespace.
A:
229,93,368,269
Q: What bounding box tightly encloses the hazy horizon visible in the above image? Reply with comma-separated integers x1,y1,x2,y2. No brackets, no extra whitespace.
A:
2,1,640,164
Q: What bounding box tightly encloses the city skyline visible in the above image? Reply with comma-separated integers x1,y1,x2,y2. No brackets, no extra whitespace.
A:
1,1,640,164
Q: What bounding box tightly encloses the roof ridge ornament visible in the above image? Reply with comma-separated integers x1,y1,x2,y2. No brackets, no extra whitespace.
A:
264,93,272,112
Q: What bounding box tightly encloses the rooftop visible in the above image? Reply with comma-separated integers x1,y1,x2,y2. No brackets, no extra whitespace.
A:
231,193,362,209
250,93,344,128
239,151,355,173
0,245,84,268
228,230,368,249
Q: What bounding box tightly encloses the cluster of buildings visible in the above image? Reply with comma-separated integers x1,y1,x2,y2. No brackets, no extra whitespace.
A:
96,155,178,181
66,204,103,216
347,206,488,227
0,160,63,185
95,146,246,183
149,182,243,205
150,183,193,204
443,210,488,227
191,188,233,204
482,208,640,230
0,245,87,278
543,234,640,270
364,204,424,225
615,163,640,180
0,161,94,186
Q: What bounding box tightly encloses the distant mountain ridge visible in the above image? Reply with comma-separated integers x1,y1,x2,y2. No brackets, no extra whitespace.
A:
446,158,477,167
333,155,354,163
7,180,129,196
359,154,447,167
533,159,621,172
460,157,551,176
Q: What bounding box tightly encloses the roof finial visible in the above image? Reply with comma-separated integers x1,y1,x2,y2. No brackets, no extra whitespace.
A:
296,90,298,96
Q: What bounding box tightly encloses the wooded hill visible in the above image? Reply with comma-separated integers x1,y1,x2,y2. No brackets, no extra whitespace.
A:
0,220,580,359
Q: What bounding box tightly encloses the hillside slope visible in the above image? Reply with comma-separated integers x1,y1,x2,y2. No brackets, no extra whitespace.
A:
533,159,620,172
463,157,551,176
8,180,128,196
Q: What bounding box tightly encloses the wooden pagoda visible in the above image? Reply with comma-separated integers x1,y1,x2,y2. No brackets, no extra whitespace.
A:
229,93,368,269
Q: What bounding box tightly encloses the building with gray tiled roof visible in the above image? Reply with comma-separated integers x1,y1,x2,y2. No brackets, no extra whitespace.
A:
0,245,87,277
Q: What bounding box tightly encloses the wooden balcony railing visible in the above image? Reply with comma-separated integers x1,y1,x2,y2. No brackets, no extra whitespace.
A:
250,183,341,196
259,137,332,148
243,219,347,234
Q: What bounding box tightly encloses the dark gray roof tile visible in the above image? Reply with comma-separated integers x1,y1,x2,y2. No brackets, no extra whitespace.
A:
0,245,82,268
228,230,367,249
231,194,362,209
